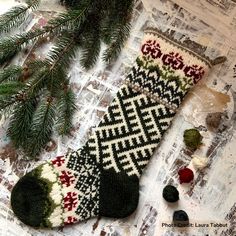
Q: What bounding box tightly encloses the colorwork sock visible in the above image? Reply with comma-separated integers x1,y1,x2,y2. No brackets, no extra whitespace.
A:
10,28,224,228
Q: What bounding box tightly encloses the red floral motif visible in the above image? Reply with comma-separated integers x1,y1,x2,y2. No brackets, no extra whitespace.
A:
64,192,78,211
184,65,205,83
162,52,184,70
64,216,77,225
140,40,206,84
141,40,162,59
52,156,65,167
59,170,75,187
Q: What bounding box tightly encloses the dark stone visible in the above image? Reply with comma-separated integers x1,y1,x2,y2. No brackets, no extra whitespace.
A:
173,210,189,227
162,185,179,202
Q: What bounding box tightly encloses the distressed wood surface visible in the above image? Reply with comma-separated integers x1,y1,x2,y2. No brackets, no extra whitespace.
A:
0,0,236,235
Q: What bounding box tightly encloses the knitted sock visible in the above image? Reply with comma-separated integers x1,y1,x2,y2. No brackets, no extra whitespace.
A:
10,28,224,228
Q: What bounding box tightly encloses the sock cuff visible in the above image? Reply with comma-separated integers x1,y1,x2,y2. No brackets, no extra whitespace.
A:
143,27,227,68
141,28,209,80
124,27,227,111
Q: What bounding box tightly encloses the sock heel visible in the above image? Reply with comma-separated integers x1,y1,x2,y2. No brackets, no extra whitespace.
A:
99,169,139,218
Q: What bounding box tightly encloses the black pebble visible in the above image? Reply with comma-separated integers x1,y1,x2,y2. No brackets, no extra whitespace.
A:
173,210,189,227
162,185,179,203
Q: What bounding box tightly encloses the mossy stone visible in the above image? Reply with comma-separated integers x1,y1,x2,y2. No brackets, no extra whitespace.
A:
183,128,202,150
162,185,179,203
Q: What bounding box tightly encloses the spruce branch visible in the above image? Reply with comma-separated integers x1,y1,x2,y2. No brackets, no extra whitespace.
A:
0,81,24,96
0,0,135,157
56,85,76,135
44,8,88,34
23,65,48,97
102,0,134,63
21,36,77,103
24,35,78,97
103,20,131,63
0,95,19,112
25,96,56,157
0,65,23,83
0,7,88,64
47,34,77,71
0,6,29,35
7,98,37,148
0,0,40,34
79,13,102,69
101,0,133,44
60,0,77,7
80,35,101,69
25,0,41,10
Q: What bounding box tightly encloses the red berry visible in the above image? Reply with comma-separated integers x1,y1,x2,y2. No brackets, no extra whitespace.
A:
178,167,194,184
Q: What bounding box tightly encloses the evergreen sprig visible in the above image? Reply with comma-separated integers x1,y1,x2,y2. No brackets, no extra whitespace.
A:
0,0,134,158
25,96,56,157
7,98,37,148
0,81,25,96
0,0,40,34
0,65,23,83
102,0,134,63
56,85,77,135
0,6,88,65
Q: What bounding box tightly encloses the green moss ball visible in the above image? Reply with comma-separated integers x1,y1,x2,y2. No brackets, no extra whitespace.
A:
162,185,179,203
183,128,203,150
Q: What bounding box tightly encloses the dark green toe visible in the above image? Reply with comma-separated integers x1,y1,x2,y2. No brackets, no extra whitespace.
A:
11,172,52,227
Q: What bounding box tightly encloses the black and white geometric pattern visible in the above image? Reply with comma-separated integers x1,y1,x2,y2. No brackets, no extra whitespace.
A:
87,84,176,177
126,62,192,108
66,145,100,219
64,58,186,219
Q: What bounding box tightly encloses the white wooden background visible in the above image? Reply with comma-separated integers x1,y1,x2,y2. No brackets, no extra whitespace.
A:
0,0,236,235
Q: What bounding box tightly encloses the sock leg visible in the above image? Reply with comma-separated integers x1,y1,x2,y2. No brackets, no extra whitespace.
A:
11,28,212,228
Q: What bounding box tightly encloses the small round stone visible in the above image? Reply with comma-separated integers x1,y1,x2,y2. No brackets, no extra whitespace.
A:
183,128,203,150
178,167,194,184
162,185,179,202
173,210,189,227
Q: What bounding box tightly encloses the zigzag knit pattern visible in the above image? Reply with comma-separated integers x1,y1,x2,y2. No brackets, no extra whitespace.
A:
10,28,211,228
126,63,185,109
87,84,176,177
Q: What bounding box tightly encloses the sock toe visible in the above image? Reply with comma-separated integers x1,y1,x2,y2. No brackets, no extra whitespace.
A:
11,172,52,227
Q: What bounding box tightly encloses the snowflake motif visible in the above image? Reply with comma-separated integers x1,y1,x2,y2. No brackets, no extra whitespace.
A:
64,192,78,211
59,170,75,187
64,216,77,225
52,156,65,167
